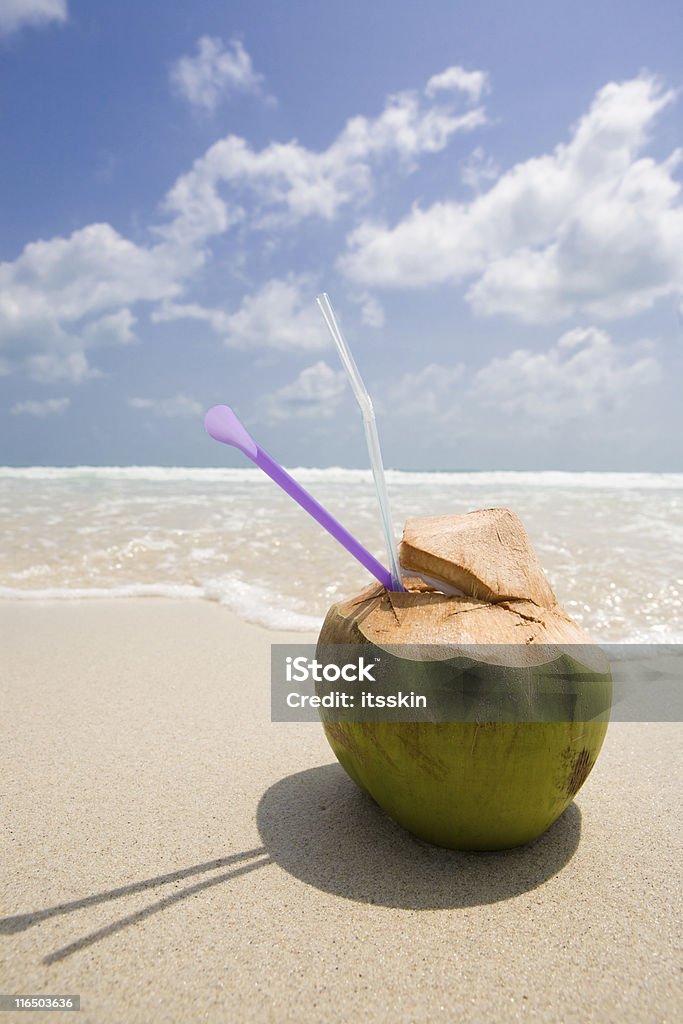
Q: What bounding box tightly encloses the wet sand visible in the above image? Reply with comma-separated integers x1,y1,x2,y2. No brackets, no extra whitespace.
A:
1,599,680,1023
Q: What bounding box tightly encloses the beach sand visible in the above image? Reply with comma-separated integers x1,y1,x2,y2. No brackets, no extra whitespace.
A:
1,599,680,1023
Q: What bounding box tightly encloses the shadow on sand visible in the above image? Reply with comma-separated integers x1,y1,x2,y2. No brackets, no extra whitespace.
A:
1,762,580,962
257,762,582,910
0,849,271,964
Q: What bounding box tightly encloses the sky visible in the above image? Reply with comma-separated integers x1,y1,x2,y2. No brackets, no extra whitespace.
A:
1,0,682,470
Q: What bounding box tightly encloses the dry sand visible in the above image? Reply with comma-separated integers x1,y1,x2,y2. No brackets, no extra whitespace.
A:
1,599,681,1024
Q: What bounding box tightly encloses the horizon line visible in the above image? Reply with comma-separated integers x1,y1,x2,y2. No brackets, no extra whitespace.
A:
1,464,682,475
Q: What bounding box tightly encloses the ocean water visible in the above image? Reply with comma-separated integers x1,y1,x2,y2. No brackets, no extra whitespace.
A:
1,466,682,642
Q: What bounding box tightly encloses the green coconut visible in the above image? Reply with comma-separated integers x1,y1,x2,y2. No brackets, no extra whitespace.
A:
316,508,612,851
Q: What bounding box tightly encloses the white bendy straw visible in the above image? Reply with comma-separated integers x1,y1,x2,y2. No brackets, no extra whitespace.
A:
316,293,404,592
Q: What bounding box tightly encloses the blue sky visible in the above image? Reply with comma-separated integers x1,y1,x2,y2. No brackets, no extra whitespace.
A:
1,0,682,469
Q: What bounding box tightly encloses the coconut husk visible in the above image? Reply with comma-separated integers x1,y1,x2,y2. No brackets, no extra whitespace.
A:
400,507,557,607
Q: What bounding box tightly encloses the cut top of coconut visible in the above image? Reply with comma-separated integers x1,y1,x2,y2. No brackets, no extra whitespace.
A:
399,508,558,609
322,578,605,670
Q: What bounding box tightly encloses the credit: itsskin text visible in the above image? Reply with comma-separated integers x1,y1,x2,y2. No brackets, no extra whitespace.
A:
285,691,427,709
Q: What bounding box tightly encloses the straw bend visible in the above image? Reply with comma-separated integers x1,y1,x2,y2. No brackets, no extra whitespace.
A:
316,293,404,592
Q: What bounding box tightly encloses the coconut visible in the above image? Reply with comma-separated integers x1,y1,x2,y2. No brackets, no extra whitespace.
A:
316,508,611,851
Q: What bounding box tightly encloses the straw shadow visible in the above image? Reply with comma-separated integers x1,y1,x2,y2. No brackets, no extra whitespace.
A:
0,848,271,964
256,763,582,909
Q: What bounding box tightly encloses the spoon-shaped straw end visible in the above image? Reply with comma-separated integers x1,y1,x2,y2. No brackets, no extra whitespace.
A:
205,401,393,590
204,405,258,460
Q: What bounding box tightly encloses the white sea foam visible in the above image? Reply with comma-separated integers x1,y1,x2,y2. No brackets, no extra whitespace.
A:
0,578,322,631
0,583,203,601
0,465,263,483
203,576,322,632
2,465,683,489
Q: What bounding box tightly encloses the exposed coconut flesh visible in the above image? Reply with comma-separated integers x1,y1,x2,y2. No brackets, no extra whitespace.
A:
321,508,607,672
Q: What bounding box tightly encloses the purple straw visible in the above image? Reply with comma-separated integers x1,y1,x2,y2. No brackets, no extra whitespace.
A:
204,405,394,590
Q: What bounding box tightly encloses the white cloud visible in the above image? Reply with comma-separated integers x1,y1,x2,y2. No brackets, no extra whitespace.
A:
170,35,268,114
460,146,499,191
0,223,191,381
25,351,93,383
9,223,181,317
10,396,70,416
340,76,683,324
151,300,230,333
153,278,328,352
471,327,661,419
380,328,661,440
425,66,489,102
468,146,683,320
220,278,329,351
128,393,203,418
387,361,465,414
83,308,137,345
0,0,66,35
162,65,487,240
356,293,385,329
265,361,347,421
